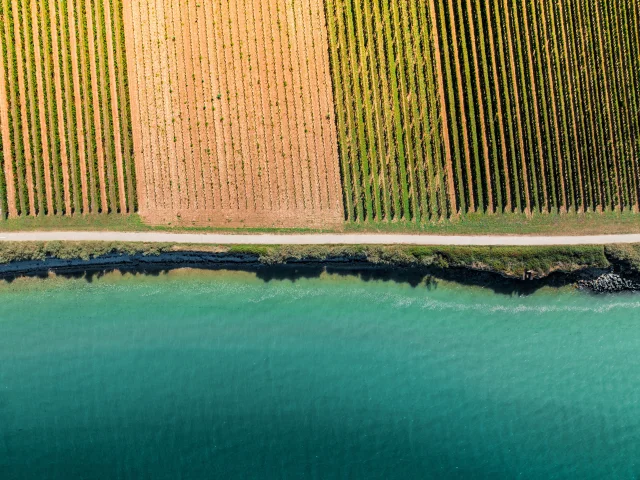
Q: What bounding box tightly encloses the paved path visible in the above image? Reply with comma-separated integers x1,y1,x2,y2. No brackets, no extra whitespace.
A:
0,231,640,246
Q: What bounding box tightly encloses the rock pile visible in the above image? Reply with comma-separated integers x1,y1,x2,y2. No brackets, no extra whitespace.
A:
578,273,640,293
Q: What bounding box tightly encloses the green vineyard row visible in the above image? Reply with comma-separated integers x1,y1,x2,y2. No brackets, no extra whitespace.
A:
326,0,640,221
0,0,135,219
1,0,639,226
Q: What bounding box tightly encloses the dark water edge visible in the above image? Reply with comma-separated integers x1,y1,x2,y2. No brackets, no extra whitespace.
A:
0,251,616,295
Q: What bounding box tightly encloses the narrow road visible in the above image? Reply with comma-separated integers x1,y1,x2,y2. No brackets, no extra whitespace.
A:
0,231,639,246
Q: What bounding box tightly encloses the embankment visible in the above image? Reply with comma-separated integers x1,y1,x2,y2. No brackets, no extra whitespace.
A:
1,242,640,293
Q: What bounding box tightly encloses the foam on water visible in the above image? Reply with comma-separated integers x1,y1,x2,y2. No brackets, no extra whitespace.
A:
1,270,639,479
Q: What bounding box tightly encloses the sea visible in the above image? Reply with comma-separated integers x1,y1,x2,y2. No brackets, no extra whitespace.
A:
1,269,639,479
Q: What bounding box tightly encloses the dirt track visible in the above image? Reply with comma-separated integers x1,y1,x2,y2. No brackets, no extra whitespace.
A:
1,232,640,246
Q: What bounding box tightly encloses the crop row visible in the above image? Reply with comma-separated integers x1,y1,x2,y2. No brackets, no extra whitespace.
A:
326,0,640,221
0,0,134,218
127,0,342,226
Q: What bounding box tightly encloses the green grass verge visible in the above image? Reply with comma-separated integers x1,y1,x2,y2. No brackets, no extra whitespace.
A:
605,244,640,272
0,214,327,233
0,240,173,262
0,241,611,279
345,211,640,235
0,211,639,236
250,244,609,278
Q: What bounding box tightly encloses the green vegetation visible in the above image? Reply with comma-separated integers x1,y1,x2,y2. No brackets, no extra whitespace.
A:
0,0,133,219
605,244,640,273
0,241,614,280
0,240,173,263
326,0,640,221
250,244,610,278
1,0,638,233
0,214,324,233
344,211,640,236
0,211,639,236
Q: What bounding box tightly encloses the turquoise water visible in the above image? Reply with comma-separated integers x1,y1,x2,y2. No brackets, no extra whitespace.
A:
1,270,640,479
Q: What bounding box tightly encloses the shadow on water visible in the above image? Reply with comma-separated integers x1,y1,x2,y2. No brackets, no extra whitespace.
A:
0,251,593,296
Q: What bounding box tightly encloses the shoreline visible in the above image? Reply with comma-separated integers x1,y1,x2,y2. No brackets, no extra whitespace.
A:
0,243,635,294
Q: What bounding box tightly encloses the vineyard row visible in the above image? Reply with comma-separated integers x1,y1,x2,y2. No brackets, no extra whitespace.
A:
0,0,135,218
326,0,640,221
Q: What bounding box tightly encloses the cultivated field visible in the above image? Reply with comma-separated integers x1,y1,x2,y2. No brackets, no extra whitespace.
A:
0,0,135,218
125,0,344,228
1,0,639,231
326,0,640,222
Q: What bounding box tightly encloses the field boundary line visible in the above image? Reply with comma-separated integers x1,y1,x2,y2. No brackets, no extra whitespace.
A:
3,231,640,247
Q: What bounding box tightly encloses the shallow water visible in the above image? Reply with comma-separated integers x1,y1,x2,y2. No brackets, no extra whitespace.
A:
1,270,639,479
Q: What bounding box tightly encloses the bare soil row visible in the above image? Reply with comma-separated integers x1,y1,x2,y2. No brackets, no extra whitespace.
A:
126,0,344,227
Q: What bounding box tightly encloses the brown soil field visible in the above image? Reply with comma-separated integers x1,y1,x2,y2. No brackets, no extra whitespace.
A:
124,0,343,228
206,0,233,210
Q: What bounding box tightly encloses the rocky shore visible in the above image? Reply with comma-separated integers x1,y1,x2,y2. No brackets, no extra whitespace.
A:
578,273,640,293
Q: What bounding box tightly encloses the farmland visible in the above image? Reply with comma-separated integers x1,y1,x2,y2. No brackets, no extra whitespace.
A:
0,0,639,230
124,0,344,228
0,0,135,219
326,0,640,222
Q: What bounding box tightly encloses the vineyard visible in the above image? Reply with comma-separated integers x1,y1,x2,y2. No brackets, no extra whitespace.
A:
125,0,343,227
0,0,135,219
326,0,640,222
1,1,639,228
